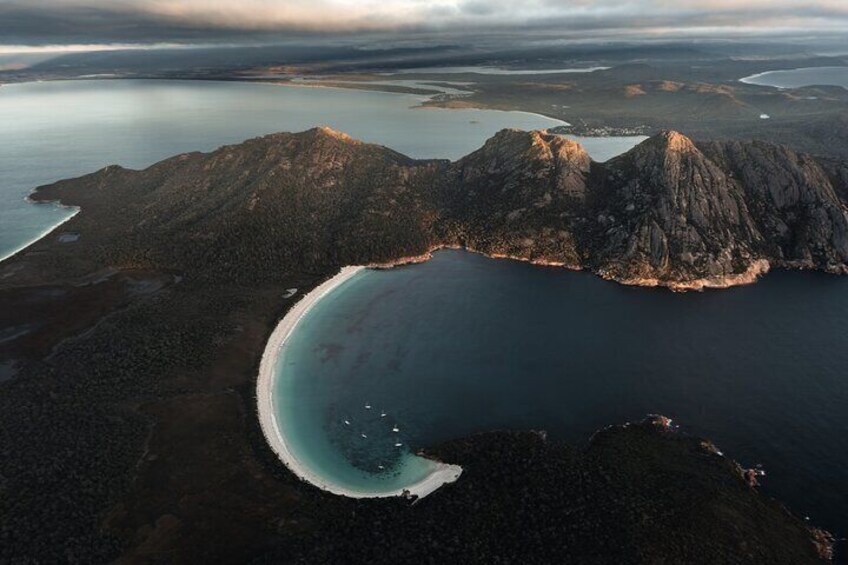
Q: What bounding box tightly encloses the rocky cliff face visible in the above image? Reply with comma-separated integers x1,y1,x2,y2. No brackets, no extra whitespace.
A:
586,131,765,288
700,140,848,272
26,126,848,290
453,129,592,201
441,129,590,265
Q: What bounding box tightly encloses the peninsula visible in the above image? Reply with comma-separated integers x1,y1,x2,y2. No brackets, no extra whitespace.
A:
0,127,842,562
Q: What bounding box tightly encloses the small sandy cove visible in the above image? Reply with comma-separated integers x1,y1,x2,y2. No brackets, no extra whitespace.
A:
257,265,462,499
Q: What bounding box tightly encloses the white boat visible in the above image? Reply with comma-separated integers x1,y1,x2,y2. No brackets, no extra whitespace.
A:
365,404,372,410
361,433,368,438
392,426,400,433
394,442,403,447
380,412,387,417
344,420,350,426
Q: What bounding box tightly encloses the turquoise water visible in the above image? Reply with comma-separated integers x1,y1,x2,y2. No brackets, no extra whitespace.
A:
1,79,583,262
274,270,444,494
274,250,848,533
740,66,848,89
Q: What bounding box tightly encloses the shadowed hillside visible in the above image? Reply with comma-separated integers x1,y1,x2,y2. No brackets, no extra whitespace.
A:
24,126,848,290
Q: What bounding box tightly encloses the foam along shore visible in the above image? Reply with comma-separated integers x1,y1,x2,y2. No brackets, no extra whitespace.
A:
257,265,463,499
0,200,80,264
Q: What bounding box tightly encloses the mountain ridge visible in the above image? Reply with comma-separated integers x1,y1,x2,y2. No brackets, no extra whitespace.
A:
1,126,841,563
18,126,848,291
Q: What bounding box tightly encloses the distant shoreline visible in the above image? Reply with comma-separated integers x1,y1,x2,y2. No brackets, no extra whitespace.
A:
0,199,79,265
739,66,848,90
256,265,462,499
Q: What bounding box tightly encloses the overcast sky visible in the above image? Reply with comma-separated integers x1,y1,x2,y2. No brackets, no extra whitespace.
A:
2,0,847,50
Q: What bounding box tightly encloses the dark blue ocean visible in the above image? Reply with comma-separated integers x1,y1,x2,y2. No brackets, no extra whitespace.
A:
276,250,848,536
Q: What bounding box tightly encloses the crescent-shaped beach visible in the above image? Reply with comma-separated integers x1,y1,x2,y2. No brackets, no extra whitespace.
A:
256,265,463,499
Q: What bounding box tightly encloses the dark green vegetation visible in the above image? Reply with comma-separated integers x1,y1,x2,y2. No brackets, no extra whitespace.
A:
279,420,834,564
1,127,843,562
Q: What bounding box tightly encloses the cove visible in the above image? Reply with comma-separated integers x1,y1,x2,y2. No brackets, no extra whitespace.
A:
269,250,848,534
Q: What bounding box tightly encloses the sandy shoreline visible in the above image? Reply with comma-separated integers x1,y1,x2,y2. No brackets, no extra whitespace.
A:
256,265,462,499
0,201,80,264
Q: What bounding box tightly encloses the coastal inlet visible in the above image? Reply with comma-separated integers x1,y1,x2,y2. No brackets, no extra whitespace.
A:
259,249,848,535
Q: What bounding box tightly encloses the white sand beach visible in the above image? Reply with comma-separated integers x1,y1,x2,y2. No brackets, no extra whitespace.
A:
256,265,462,499
1,202,80,264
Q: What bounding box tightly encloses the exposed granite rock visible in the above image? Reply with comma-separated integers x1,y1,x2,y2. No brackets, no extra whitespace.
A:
24,126,848,290
586,131,765,287
700,139,848,272
453,128,592,201
442,129,590,265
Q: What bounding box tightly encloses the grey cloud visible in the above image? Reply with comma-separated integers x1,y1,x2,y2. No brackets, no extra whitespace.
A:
1,0,847,47
0,3,243,45
459,1,498,17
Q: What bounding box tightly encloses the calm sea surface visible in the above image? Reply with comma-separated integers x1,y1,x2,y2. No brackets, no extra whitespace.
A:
741,66,848,89
2,79,643,262
276,250,848,533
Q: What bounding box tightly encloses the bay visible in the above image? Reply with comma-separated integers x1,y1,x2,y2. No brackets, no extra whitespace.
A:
276,249,848,533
